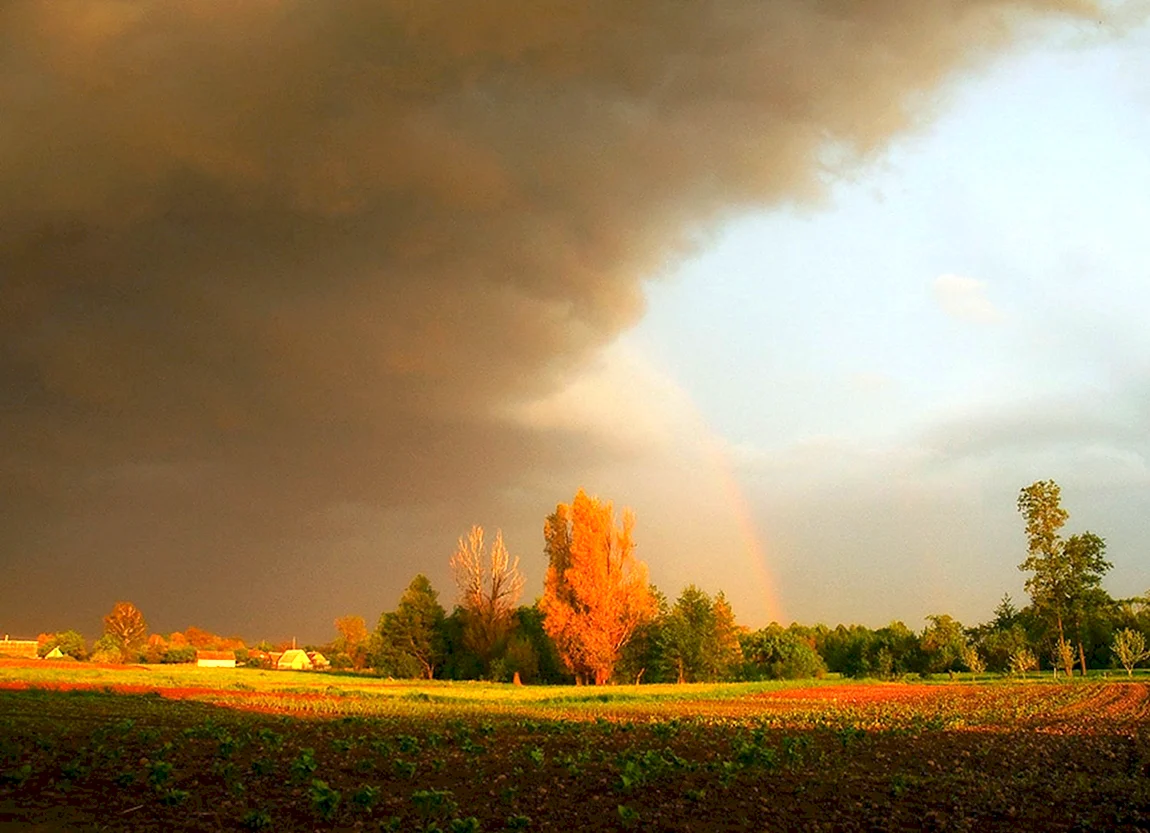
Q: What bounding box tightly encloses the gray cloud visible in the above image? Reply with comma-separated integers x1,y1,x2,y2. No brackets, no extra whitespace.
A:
0,0,1108,638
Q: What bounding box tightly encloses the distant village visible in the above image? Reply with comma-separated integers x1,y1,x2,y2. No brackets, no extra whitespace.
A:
0,634,332,672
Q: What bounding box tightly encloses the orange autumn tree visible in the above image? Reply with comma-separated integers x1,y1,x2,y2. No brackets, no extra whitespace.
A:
540,490,656,685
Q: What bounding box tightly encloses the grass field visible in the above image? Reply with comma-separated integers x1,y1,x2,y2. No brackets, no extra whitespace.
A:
1,662,1149,831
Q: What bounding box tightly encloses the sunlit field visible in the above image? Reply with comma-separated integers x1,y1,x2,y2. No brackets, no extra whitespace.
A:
2,663,1150,831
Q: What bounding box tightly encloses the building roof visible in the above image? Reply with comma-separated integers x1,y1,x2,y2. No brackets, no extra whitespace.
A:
277,649,312,668
195,650,236,661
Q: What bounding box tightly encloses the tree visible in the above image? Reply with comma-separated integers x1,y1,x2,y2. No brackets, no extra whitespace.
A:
615,587,670,684
1017,480,1112,675
960,644,986,676
377,575,446,679
450,525,524,673
740,624,827,680
102,601,148,661
540,490,657,684
1112,629,1150,677
333,615,370,670
36,630,88,661
992,594,1018,630
659,585,743,683
1008,646,1038,676
920,614,966,674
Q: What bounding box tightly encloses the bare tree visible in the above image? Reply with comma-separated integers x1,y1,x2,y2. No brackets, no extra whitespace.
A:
103,601,148,661
450,525,525,670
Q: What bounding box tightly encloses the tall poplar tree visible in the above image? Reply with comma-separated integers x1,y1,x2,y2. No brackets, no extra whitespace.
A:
540,490,656,684
1017,480,1111,674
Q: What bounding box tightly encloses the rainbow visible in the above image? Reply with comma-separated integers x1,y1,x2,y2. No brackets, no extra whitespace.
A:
697,428,786,626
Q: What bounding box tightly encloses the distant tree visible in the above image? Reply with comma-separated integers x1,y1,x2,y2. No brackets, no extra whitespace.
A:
974,624,1031,673
1017,480,1112,675
1112,629,1150,677
161,646,197,664
183,626,216,649
144,633,169,664
378,575,446,679
740,624,827,680
491,632,539,684
36,630,88,661
615,587,670,684
960,644,986,676
102,601,148,661
659,585,742,683
437,608,484,680
450,525,525,673
333,615,370,670
1008,646,1038,676
540,490,657,684
993,594,1018,629
90,634,124,664
509,605,570,685
920,614,966,674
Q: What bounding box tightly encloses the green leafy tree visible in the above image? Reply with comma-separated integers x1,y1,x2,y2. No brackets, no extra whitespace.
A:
437,608,484,680
1017,480,1112,674
993,594,1018,629
377,575,446,679
37,630,88,661
740,624,827,680
614,587,670,684
920,614,966,674
975,624,1032,673
511,605,570,685
658,585,742,683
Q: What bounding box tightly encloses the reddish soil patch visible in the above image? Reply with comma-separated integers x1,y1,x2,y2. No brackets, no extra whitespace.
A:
0,681,337,717
0,658,150,672
757,683,951,702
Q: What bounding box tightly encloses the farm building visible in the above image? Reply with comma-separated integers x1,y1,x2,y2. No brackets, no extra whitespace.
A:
0,637,39,658
195,650,237,668
45,646,65,659
307,651,330,670
276,649,313,671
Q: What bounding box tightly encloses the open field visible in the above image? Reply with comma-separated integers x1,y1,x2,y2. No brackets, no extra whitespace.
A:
2,664,1150,831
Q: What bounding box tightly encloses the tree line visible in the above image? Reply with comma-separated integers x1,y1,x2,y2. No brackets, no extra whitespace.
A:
25,483,1150,681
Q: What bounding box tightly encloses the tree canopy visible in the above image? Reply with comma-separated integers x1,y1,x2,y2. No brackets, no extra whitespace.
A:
540,489,657,684
1017,480,1111,674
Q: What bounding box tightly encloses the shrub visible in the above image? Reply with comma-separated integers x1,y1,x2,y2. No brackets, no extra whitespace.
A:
161,646,197,664
739,626,827,680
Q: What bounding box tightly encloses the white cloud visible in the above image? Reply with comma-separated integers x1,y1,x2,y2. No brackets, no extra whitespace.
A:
502,342,702,452
933,274,1004,323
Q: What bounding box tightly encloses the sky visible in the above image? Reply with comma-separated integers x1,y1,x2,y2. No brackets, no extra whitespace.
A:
2,1,1148,643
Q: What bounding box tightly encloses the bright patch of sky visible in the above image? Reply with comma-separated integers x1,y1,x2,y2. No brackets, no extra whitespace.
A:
628,21,1150,457
617,19,1150,625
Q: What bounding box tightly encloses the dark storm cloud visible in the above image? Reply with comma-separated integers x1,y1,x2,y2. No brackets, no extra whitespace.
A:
0,0,1105,636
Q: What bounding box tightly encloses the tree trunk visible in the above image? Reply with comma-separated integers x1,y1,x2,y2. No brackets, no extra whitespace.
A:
1078,641,1087,676
1056,615,1072,678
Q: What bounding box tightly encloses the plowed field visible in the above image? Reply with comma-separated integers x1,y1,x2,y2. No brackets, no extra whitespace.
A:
1,667,1148,831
